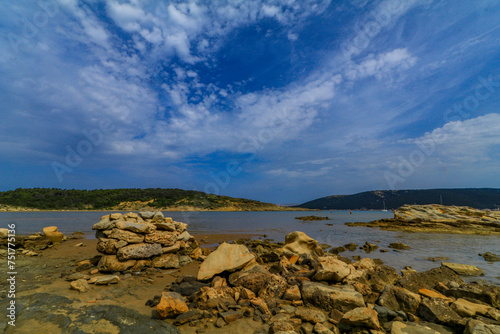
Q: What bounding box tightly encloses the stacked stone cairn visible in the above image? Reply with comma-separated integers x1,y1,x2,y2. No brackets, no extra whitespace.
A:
93,211,203,273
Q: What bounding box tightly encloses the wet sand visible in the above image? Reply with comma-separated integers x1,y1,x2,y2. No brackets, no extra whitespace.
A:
0,232,259,331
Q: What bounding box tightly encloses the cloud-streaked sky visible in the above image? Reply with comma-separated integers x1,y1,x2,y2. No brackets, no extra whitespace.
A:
1,0,500,204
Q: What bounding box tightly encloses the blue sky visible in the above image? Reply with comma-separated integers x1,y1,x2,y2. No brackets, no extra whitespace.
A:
1,0,500,204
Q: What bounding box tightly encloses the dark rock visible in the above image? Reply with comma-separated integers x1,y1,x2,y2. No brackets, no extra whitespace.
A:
146,295,162,307
344,243,358,251
214,317,226,328
219,310,243,323
378,285,421,314
397,267,464,294
444,283,500,308
228,264,272,294
427,257,450,262
170,281,209,298
389,242,411,250
360,242,378,253
479,252,500,262
418,299,465,329
329,247,346,254
174,309,203,325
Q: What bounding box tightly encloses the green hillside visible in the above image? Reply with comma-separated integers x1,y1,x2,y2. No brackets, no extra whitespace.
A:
0,188,296,211
297,188,500,210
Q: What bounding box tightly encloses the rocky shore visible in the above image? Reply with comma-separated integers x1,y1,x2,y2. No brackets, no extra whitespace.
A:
346,204,500,235
0,211,499,333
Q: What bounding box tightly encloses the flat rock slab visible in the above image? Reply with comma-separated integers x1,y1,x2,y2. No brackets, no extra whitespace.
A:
441,262,484,276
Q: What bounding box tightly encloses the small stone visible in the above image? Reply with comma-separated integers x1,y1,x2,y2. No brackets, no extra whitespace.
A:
295,306,327,324
156,291,189,319
340,307,380,330
388,242,411,250
94,275,120,285
70,279,91,293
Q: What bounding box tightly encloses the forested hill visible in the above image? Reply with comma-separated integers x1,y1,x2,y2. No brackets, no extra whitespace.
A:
297,188,500,210
0,188,297,211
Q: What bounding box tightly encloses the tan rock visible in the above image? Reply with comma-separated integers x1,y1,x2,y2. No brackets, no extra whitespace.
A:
241,288,256,300
353,258,376,271
94,275,120,285
282,231,323,258
154,222,176,231
162,241,182,253
451,298,491,317
314,256,355,282
418,289,453,302
198,242,255,281
340,307,380,330
156,291,189,319
130,259,152,271
70,279,91,293
107,228,144,244
441,262,484,276
115,221,156,234
92,217,115,230
0,228,9,238
295,306,327,323
109,213,123,220
97,255,136,272
301,281,365,313
43,226,64,243
96,238,119,254
152,253,180,269
144,230,178,246
283,285,301,301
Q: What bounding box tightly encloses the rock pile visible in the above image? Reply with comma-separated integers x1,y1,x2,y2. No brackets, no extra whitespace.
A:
150,231,500,333
93,211,203,273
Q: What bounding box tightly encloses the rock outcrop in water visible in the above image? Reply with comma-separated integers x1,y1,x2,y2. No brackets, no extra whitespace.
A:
346,204,500,235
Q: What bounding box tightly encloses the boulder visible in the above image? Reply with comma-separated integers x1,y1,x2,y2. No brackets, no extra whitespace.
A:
154,222,176,231
353,258,376,271
43,226,64,243
378,285,422,314
228,264,271,294
283,285,302,301
115,221,156,234
70,279,91,293
282,231,323,258
391,321,456,334
295,306,327,324
117,243,162,261
139,211,155,219
97,255,136,272
197,242,255,281
96,238,119,255
258,273,288,299
418,299,464,328
156,291,189,319
444,283,500,308
107,228,144,243
109,213,123,220
340,307,381,330
314,256,355,282
441,262,484,276
144,231,178,246
152,253,180,269
153,211,165,220
450,298,491,318
465,320,500,334
92,217,115,230
397,267,464,294
479,252,500,262
301,281,365,313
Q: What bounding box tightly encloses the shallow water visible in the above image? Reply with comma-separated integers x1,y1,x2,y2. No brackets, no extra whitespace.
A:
1,210,498,283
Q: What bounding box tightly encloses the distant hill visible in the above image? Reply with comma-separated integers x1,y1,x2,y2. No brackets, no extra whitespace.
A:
0,188,301,211
297,188,500,210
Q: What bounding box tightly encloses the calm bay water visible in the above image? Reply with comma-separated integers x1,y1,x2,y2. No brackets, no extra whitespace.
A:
1,210,498,283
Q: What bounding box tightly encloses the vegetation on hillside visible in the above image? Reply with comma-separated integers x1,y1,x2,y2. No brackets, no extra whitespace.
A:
0,188,291,211
297,188,500,210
